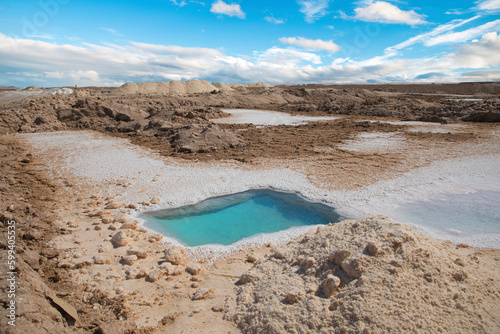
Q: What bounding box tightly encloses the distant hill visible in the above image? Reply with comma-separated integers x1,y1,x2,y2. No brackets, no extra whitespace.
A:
0,86,18,90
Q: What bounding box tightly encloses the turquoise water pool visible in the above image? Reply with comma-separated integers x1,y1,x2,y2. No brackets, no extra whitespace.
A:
140,189,342,247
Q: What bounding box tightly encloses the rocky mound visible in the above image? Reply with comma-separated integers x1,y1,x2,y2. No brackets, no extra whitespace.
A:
229,217,500,333
168,123,246,153
117,80,219,96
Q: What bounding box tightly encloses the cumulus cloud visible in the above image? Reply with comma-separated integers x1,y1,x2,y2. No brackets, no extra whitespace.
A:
1,31,499,87
298,0,331,23
476,0,500,11
258,47,322,65
279,37,341,52
354,1,427,25
449,32,500,68
210,0,245,19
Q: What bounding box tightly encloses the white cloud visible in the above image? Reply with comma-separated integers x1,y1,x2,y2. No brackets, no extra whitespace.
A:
264,16,285,24
258,47,322,65
210,0,245,19
385,16,480,53
279,37,340,52
298,0,331,23
170,0,187,6
100,27,123,37
476,0,500,11
354,1,427,25
1,31,499,87
424,19,500,46
449,32,500,68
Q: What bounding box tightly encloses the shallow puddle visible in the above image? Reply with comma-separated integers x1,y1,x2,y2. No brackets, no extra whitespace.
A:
140,189,342,247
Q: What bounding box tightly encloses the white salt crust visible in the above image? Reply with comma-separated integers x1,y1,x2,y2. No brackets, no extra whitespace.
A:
21,131,500,255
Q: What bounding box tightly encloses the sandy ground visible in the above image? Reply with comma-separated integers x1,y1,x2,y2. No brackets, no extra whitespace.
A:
1,82,499,333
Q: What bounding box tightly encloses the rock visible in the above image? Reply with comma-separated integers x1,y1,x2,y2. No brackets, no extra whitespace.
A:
322,274,341,297
101,216,114,224
108,223,121,231
191,282,200,288
128,203,139,209
151,197,160,204
341,258,364,279
329,250,352,265
170,124,246,153
212,306,224,312
462,112,500,122
120,220,139,230
106,201,125,209
93,255,111,265
192,288,214,300
366,242,380,256
239,272,260,285
164,247,185,265
454,270,468,282
89,210,104,217
247,253,258,263
127,248,148,259
147,270,165,282
121,255,138,266
125,266,148,279
23,231,43,240
186,263,202,275
148,234,163,242
301,257,316,267
111,231,130,247
113,213,129,223
285,291,304,304
98,244,113,253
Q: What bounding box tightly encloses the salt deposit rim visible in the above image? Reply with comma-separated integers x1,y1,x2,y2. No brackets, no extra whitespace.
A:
138,188,345,251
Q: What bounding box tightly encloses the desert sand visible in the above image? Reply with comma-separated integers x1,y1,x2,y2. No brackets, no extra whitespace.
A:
0,80,499,333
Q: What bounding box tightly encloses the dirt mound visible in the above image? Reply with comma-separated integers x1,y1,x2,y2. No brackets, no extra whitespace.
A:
168,123,246,153
229,217,500,333
463,112,500,122
116,80,219,96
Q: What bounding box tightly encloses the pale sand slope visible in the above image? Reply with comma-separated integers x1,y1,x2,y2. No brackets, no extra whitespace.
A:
230,216,500,334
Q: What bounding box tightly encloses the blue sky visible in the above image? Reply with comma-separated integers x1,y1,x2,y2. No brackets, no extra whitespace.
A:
0,0,499,87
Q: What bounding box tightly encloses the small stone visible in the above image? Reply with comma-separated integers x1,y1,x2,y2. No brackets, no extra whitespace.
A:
128,203,139,209
246,253,258,263
192,288,213,300
89,210,104,217
127,248,148,259
329,250,352,265
174,283,183,289
121,255,138,266
113,213,129,224
453,270,468,282
148,234,163,243
341,258,364,278
211,306,224,312
93,255,110,265
151,197,161,205
106,201,125,209
164,247,185,265
101,216,114,224
94,225,102,231
366,242,380,256
322,274,341,297
120,220,139,230
285,291,303,304
147,270,165,282
454,258,465,267
191,282,200,288
98,244,113,253
111,231,130,247
142,201,151,206
24,231,43,240
186,263,202,275
301,257,316,267
108,223,121,231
